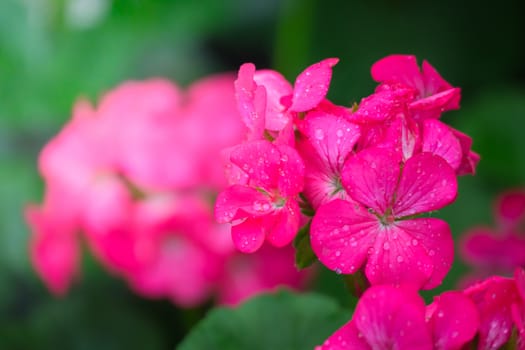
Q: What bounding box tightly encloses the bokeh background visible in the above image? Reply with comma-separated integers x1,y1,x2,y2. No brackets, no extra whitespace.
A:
1,0,524,348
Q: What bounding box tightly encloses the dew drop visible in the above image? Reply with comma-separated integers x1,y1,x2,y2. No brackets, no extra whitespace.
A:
315,129,325,140
397,255,404,263
411,239,418,246
335,250,341,257
335,268,342,275
336,129,344,138
383,242,390,250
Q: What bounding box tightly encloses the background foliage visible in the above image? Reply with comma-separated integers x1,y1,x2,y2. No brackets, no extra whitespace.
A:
1,0,524,348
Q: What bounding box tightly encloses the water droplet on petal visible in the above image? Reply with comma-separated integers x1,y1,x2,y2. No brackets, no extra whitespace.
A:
315,129,325,140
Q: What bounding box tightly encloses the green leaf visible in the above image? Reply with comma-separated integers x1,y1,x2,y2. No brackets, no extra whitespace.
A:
293,222,317,269
178,289,350,350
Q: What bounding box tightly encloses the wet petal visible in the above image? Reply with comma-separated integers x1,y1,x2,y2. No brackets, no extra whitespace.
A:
395,218,453,289
289,58,339,112
394,152,457,216
234,63,267,139
427,291,479,350
311,199,377,274
215,185,273,223
316,321,371,350
495,189,525,229
422,119,462,170
265,200,301,248
342,148,402,215
371,54,422,89
231,217,265,253
253,69,293,131
276,144,305,196
230,140,281,189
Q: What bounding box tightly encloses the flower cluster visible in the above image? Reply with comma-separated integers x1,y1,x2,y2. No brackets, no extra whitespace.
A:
460,188,525,285
26,76,310,307
318,267,525,350
216,55,479,290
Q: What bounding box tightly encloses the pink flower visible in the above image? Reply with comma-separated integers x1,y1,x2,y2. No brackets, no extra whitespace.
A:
217,244,311,306
464,275,521,349
512,268,525,350
297,110,361,209
316,285,433,350
371,54,461,121
460,189,525,283
234,58,339,143
425,291,479,350
311,148,457,289
215,140,305,253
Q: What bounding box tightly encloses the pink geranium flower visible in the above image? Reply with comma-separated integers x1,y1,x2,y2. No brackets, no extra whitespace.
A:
316,285,433,350
371,54,461,121
425,291,479,350
215,140,305,253
463,275,521,349
311,148,457,289
298,110,361,209
234,58,339,143
460,189,525,284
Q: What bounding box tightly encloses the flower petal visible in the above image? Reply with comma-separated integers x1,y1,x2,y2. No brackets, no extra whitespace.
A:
215,185,273,223
316,321,371,350
342,148,402,215
395,218,453,289
276,144,305,196
311,199,377,274
303,111,361,172
427,291,479,350
365,221,434,288
371,54,422,88
253,69,293,131
495,189,525,229
289,58,339,112
231,217,266,253
394,152,457,216
230,140,281,189
265,200,301,248
354,285,432,349
234,63,267,139
422,119,462,170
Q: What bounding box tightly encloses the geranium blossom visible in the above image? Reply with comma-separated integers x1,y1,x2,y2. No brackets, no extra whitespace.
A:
316,285,433,350
215,140,305,253
26,76,310,307
460,189,525,284
311,147,457,289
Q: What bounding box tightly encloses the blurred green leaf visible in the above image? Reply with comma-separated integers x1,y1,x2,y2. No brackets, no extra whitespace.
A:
293,221,317,269
178,289,350,350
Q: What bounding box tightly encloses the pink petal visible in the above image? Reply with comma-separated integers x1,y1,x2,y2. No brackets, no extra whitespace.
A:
26,205,79,295
350,86,414,123
253,69,293,131
496,189,525,229
316,321,371,350
460,227,525,269
394,218,453,290
289,58,339,112
422,119,462,170
451,128,480,176
303,111,361,171
231,217,266,253
342,148,402,215
409,88,461,120
215,185,273,223
354,285,432,349
421,60,456,99
365,222,434,288
464,276,520,350
230,140,281,189
371,55,423,89
310,199,377,274
265,200,301,248
394,153,457,217
427,291,479,350
516,267,525,300
378,114,420,161
234,63,266,139
276,144,305,196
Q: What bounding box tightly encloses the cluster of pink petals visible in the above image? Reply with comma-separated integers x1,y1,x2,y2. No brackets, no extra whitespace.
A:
26,76,310,307
460,188,525,284
318,268,525,350
217,55,478,292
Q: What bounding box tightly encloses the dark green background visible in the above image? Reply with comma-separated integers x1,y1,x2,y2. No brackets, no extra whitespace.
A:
1,0,524,348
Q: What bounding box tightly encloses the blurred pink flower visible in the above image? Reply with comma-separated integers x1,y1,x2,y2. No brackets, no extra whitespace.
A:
460,188,525,284
311,148,457,289
26,75,310,307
